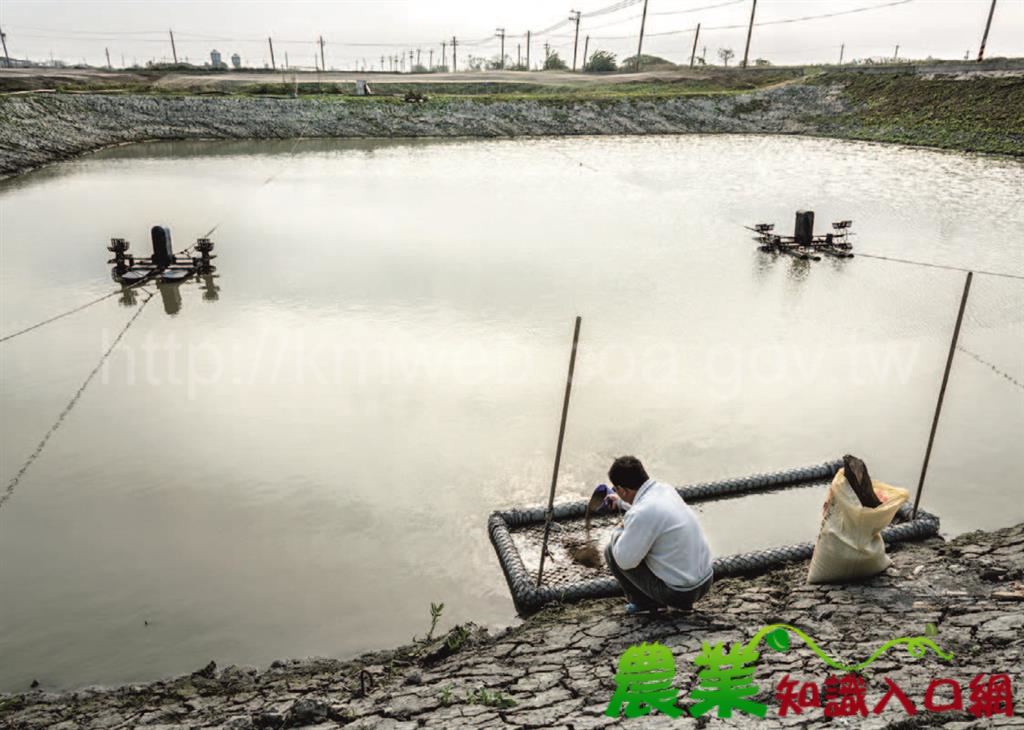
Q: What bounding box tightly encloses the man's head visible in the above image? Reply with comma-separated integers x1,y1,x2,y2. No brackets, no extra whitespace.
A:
608,456,649,502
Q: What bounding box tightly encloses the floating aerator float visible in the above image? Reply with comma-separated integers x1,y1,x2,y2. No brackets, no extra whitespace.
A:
108,226,217,285
749,211,855,261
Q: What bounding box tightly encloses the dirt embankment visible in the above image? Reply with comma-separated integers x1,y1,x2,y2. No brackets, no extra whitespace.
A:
0,83,842,177
1,70,1021,177
2,524,1022,729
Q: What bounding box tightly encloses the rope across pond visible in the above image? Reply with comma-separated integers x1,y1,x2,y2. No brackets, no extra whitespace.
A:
488,459,940,615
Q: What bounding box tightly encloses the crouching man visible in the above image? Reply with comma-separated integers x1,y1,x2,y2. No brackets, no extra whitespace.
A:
604,456,714,614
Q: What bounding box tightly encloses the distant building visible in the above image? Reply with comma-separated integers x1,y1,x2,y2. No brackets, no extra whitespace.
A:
231,53,241,69
209,49,227,70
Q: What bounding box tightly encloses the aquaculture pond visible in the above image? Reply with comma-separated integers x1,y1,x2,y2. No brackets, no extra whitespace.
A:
1,135,1022,691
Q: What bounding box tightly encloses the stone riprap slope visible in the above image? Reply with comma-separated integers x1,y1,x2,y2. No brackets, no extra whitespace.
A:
0,84,842,177
2,524,1021,729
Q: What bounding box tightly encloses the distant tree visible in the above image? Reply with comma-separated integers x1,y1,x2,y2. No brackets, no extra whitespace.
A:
433,64,449,73
754,58,771,67
486,55,511,70
543,51,568,70
585,50,617,72
619,53,676,71
465,55,485,71
412,64,428,73
718,48,735,66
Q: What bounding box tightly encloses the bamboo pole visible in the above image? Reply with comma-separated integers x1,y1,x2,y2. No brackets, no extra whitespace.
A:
536,316,582,586
913,271,972,519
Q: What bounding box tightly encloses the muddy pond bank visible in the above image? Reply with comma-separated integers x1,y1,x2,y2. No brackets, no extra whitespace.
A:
2,523,1021,729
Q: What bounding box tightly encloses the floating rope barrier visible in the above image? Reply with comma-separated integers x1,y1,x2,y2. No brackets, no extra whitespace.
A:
488,459,941,615
957,345,1024,393
854,252,1024,282
0,290,155,511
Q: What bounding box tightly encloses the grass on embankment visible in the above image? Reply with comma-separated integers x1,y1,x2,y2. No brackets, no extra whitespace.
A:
819,71,1024,156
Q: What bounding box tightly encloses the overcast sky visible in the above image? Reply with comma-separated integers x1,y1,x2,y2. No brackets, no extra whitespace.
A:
2,0,1021,70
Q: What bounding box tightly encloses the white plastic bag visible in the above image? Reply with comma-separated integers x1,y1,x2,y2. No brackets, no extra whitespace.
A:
807,468,909,584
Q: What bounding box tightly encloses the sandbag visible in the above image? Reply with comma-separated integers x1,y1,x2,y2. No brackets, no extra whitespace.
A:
807,468,908,584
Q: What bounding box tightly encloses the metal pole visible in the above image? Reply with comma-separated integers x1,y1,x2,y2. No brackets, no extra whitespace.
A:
441,42,446,70
451,36,457,72
690,23,701,67
526,30,531,70
169,30,178,64
570,11,581,71
894,44,899,62
105,47,111,69
0,25,10,68
582,35,589,71
635,0,649,71
536,316,582,587
268,37,276,70
496,28,505,69
977,0,997,62
838,43,845,65
741,0,757,68
913,271,972,519
319,36,326,71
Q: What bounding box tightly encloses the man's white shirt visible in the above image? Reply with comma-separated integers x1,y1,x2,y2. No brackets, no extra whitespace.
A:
611,479,713,590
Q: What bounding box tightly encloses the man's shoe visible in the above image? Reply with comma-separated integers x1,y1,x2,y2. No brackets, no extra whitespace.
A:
625,603,660,615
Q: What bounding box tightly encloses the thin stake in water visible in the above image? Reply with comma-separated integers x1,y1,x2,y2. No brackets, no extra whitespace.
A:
537,315,582,586
913,271,972,519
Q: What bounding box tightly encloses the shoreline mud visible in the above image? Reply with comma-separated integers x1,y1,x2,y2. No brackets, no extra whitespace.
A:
2,523,1021,729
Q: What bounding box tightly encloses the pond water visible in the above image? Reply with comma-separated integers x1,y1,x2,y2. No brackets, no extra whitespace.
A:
1,135,1022,692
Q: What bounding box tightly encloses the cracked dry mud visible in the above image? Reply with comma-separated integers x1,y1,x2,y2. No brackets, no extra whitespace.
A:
2,523,1022,729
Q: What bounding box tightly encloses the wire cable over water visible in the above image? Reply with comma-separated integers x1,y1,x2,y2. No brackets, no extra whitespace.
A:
0,290,156,512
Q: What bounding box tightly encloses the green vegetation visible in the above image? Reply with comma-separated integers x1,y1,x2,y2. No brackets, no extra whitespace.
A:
820,71,1024,156
585,50,618,73
466,687,517,709
543,52,569,71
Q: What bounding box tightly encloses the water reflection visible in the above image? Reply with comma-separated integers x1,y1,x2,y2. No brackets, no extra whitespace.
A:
0,134,1020,693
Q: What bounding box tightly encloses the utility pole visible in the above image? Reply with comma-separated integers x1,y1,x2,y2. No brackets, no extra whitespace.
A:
381,54,385,70
268,37,276,70
635,0,649,71
319,36,326,72
416,48,421,67
169,30,178,64
838,43,845,65
429,48,434,69
526,30,531,70
441,41,446,69
409,50,414,71
741,0,757,68
690,23,701,67
0,24,9,69
285,51,289,69
569,10,582,71
977,0,997,62
105,47,111,69
496,28,505,69
517,43,521,69
544,42,550,63
582,35,589,71
451,36,457,72
894,44,899,62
